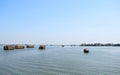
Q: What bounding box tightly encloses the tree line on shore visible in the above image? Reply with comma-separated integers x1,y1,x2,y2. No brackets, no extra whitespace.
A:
80,43,120,46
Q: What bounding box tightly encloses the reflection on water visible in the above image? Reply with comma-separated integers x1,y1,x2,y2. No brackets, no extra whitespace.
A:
0,46,120,75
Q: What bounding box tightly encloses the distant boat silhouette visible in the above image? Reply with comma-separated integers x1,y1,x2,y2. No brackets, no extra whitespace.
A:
62,45,64,47
84,48,89,53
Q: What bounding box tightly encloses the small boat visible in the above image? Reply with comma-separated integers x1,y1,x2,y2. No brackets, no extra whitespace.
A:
84,48,89,53
61,45,64,47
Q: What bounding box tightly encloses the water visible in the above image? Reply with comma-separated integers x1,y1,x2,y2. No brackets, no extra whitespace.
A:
0,45,120,75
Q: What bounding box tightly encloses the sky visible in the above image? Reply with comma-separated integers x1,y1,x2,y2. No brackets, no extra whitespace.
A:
0,0,120,44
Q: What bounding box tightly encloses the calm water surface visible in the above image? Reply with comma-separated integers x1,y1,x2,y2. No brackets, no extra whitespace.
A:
0,45,120,75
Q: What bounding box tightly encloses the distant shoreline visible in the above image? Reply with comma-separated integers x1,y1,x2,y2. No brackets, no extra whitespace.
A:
80,43,120,46
1,43,120,47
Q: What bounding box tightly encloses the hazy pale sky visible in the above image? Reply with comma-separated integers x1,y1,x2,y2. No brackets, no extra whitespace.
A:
0,0,120,44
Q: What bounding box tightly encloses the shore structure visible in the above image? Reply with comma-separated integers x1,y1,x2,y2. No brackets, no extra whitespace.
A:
15,44,24,49
39,45,46,49
4,45,14,50
26,45,34,48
